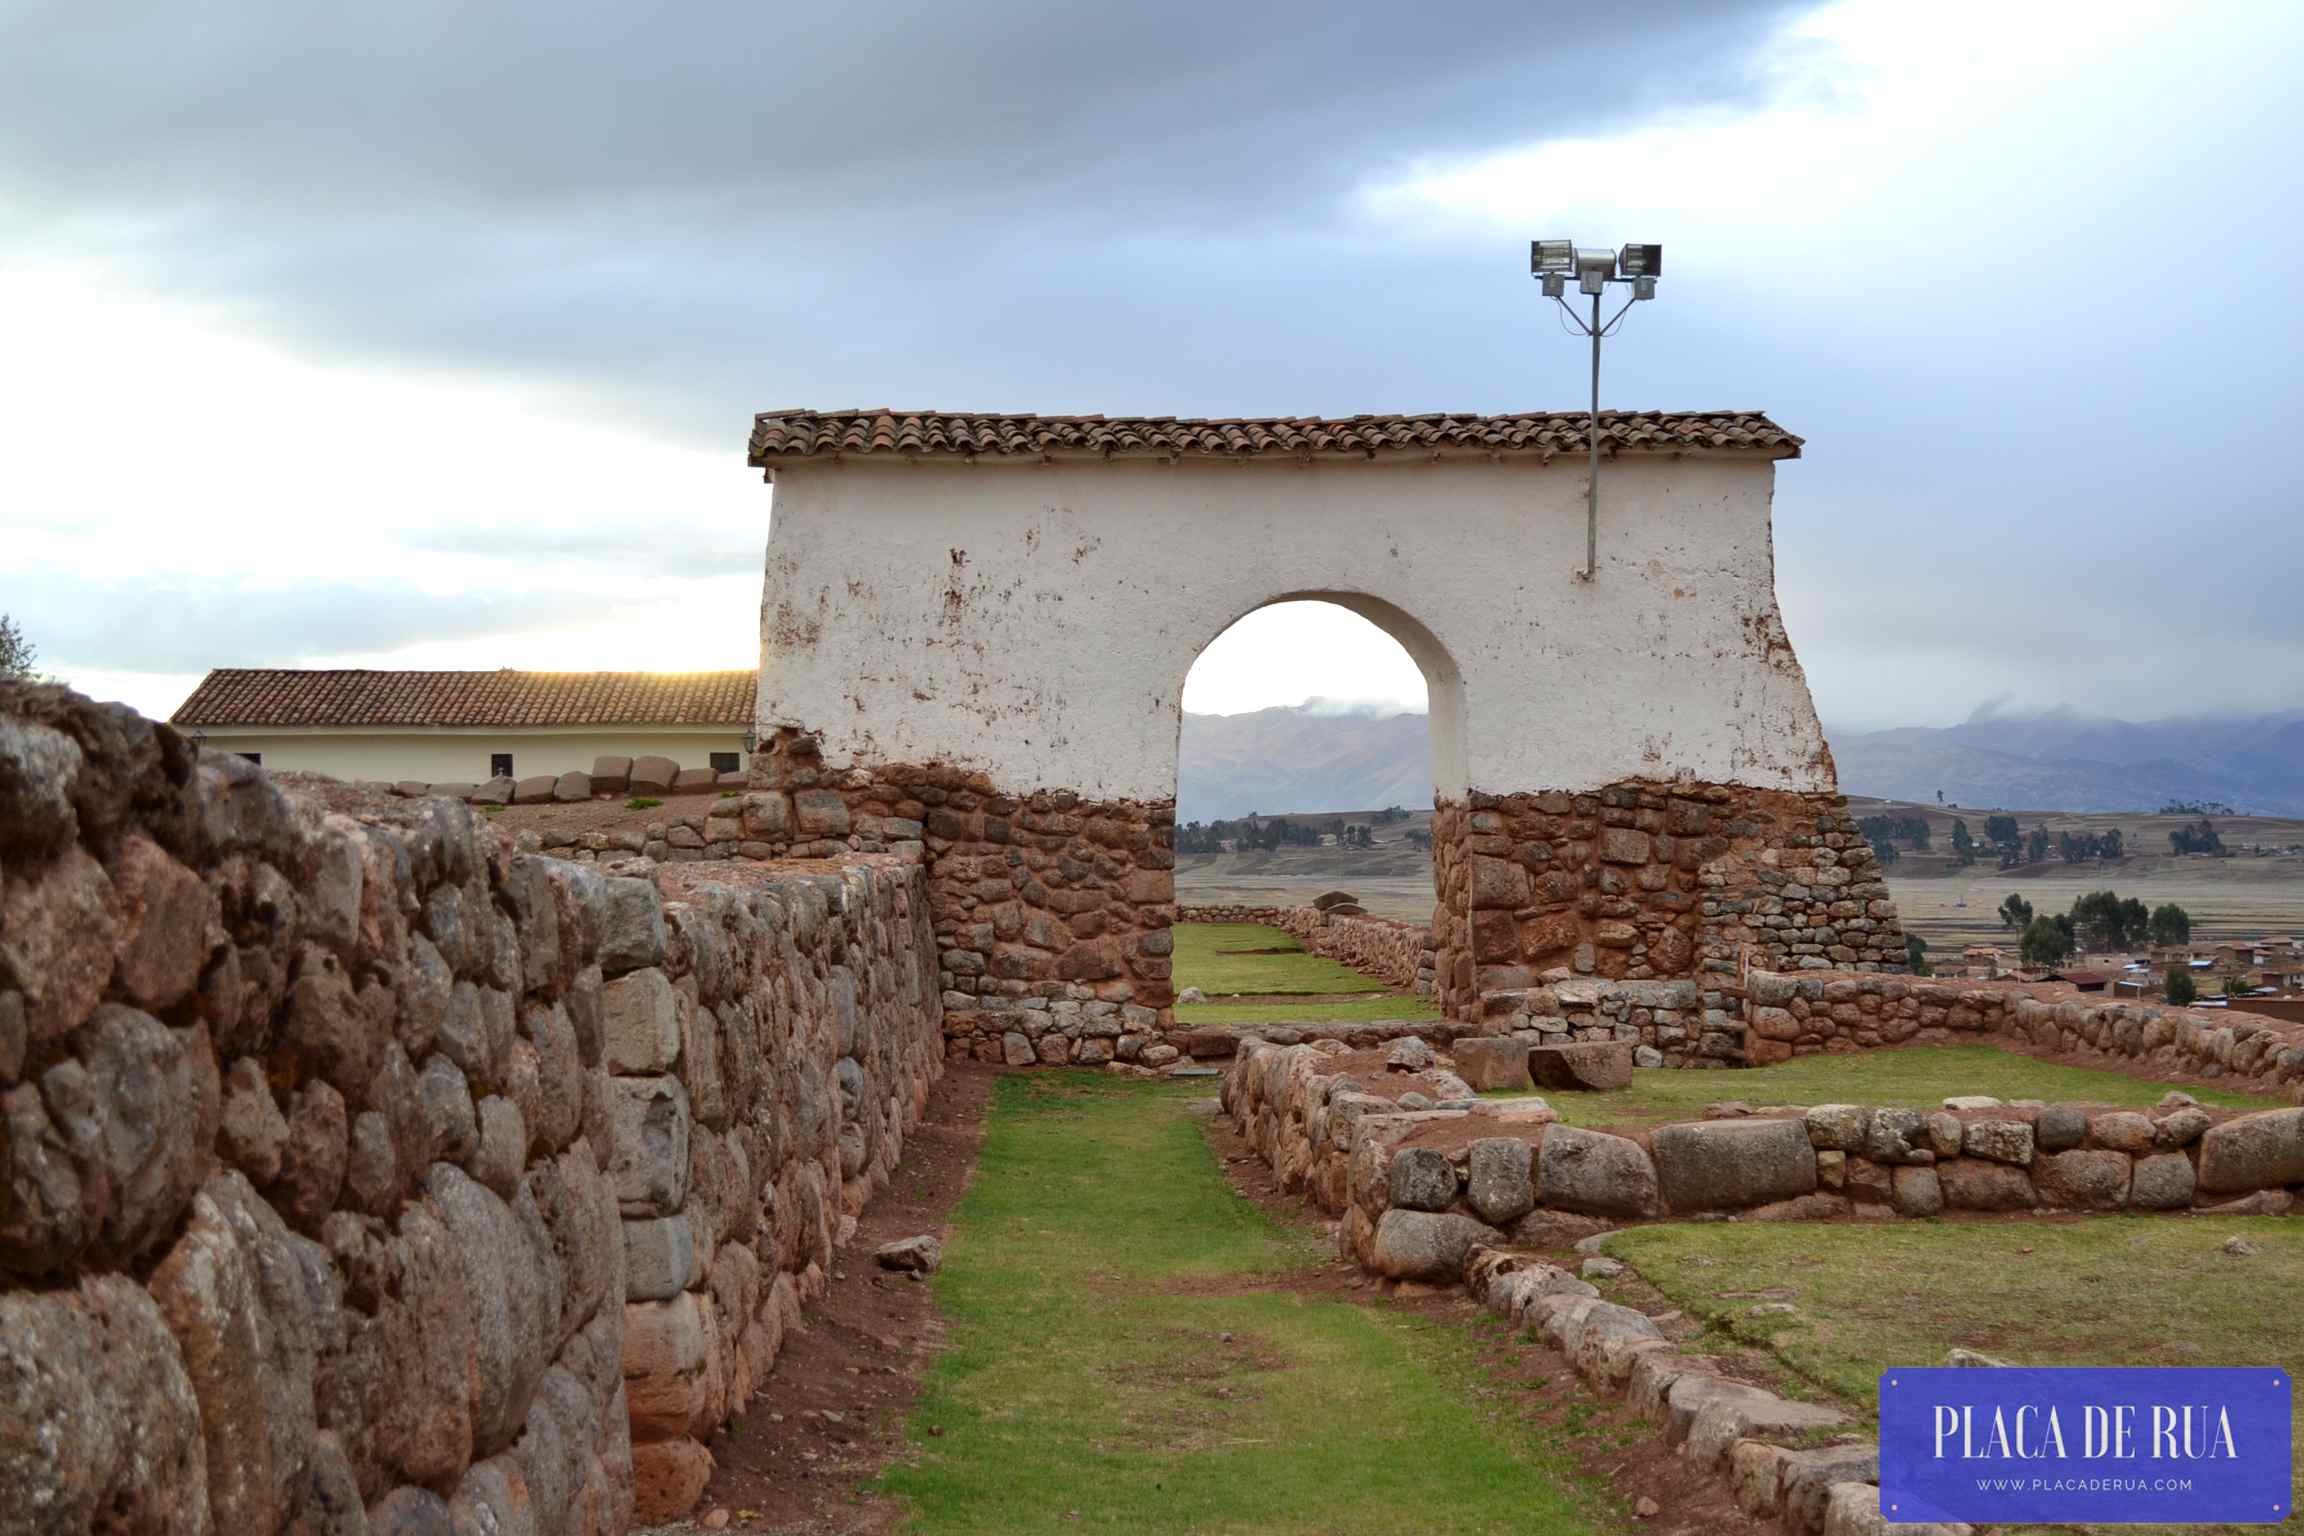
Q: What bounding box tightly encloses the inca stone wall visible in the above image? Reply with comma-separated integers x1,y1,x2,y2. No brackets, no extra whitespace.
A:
1223,1035,2304,1268
1745,970,2304,1096
0,684,942,1534
1430,781,1906,1025
748,729,1177,1066
614,857,940,1516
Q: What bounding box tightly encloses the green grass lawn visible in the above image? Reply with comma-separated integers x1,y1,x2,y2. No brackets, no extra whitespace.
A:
1171,922,1441,1028
1604,1217,2304,1535
1171,922,1392,996
1509,1045,2277,1134
874,1074,1613,1534
1171,996,1446,1027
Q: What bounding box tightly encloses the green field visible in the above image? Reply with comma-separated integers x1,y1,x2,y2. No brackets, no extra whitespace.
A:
1172,922,1440,1028
1603,1217,2304,1535
875,1074,1614,1533
1501,1045,2276,1134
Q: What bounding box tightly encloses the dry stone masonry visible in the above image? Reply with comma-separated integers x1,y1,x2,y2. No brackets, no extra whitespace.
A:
1744,969,2304,1094
748,728,1177,1067
1431,781,1907,1024
1222,1036,2304,1256
0,684,942,1534
360,753,745,809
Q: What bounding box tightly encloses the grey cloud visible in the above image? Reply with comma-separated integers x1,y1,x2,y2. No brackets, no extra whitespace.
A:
0,0,1800,439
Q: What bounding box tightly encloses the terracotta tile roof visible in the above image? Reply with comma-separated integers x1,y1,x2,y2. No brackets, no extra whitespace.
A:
747,409,1801,467
170,669,756,729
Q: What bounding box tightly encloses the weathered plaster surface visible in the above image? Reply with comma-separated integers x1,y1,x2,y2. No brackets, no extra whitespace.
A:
755,454,1831,803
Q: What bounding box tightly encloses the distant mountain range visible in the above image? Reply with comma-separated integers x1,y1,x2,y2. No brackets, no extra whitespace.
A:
1177,704,2304,819
1177,706,1433,822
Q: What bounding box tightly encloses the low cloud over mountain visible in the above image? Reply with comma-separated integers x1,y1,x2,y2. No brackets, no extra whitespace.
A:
1179,703,2304,820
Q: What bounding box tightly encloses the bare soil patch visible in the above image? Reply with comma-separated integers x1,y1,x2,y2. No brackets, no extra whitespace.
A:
643,1064,993,1535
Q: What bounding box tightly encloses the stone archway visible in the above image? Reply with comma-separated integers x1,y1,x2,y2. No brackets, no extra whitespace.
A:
742,409,1907,1063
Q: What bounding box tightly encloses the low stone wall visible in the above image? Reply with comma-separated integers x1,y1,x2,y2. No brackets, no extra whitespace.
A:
0,685,942,1533
1462,1248,1931,1536
1746,971,2304,1101
1223,1037,2304,1272
1177,903,1434,994
365,753,745,808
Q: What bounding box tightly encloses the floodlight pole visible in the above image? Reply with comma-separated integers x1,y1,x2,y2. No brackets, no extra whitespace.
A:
1532,239,1660,581
1586,288,1602,581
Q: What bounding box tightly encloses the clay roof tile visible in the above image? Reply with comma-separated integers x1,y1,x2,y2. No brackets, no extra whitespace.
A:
747,408,1801,468
170,669,756,729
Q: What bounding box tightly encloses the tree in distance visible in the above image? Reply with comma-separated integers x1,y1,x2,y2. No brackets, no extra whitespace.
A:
2020,914,2077,968
2149,902,2193,947
0,614,40,682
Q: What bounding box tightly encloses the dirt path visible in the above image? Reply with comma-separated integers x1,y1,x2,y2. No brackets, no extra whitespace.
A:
640,1065,995,1534
653,1066,1769,1534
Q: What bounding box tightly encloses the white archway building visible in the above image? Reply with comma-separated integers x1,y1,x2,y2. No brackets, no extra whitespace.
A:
745,410,1904,1051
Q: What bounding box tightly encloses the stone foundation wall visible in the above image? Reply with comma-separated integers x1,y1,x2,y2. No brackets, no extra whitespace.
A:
1430,782,1906,1024
0,685,943,1534
1223,1036,2304,1275
1175,903,1433,993
610,859,941,1517
749,729,1175,1065
1746,970,2304,1100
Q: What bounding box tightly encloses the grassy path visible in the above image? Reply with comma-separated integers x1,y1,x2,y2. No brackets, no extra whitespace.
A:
874,1074,1607,1534
1172,922,1440,1028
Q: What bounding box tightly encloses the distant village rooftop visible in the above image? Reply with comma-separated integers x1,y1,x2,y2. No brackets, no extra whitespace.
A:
746,408,1802,469
171,668,755,729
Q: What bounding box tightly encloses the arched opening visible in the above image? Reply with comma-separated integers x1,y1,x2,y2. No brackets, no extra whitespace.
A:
1169,595,1462,1029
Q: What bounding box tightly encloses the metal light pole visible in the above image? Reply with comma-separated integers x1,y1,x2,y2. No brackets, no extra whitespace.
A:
1532,240,1661,580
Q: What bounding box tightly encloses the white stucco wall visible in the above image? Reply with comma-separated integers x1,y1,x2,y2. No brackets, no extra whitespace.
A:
186,727,747,782
754,453,1834,804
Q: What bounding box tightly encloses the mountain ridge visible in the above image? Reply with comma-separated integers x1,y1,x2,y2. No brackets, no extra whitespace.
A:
1176,703,2304,819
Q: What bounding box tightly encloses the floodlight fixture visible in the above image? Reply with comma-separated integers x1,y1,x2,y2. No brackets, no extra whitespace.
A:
1526,236,1669,579
1575,247,1616,295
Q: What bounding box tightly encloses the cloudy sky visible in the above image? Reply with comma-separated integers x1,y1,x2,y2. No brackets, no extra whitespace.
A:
4,0,2299,732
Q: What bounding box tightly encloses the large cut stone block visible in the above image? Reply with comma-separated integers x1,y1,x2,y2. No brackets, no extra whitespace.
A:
1528,1040,1633,1092
2197,1108,2304,1194
0,1275,209,1534
601,967,683,1075
1537,1124,1657,1216
1366,1208,1501,1282
1386,1147,1457,1212
1653,1118,1817,1213
1465,1137,1536,1224
1451,1036,1533,1091
628,755,679,794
